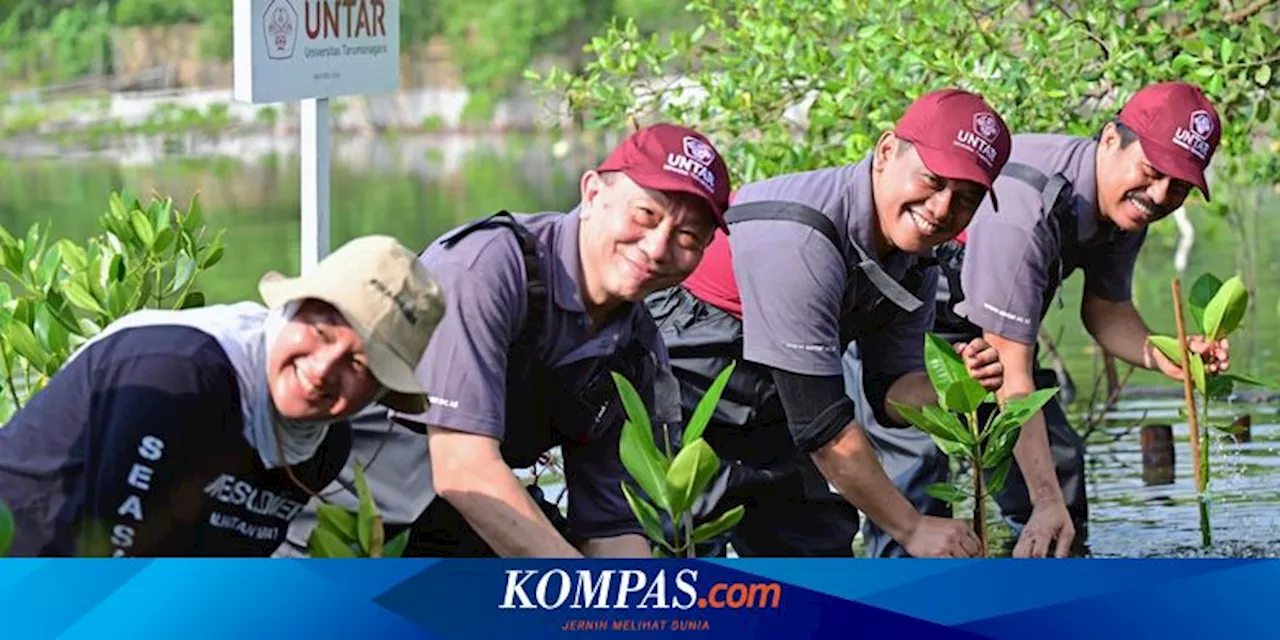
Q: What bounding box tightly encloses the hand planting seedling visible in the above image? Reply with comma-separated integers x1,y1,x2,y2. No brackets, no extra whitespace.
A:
889,334,1059,556
612,363,744,558
1147,273,1279,548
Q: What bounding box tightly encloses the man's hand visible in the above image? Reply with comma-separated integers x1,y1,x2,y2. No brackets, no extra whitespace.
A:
901,515,983,558
953,338,1004,391
1146,335,1231,380
1012,500,1075,558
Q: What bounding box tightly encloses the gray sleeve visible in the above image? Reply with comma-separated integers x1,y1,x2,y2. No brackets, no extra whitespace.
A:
860,265,938,381
954,217,1057,345
1082,228,1146,302
732,221,847,376
396,236,524,440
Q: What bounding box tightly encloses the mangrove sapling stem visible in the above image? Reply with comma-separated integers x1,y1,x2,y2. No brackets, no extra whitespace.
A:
968,410,986,555
1171,278,1210,547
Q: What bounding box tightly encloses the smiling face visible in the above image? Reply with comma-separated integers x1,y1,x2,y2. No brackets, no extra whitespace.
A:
871,134,988,255
577,170,716,311
1095,121,1194,232
266,299,380,421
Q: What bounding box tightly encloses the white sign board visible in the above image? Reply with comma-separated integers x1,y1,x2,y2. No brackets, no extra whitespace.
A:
234,0,400,104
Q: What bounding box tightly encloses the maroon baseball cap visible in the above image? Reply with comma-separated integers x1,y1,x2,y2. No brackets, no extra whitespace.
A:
1116,82,1220,201
893,88,1012,211
597,123,733,230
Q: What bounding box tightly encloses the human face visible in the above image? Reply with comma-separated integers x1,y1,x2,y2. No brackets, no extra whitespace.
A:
1096,122,1194,232
267,299,380,421
578,171,716,309
871,133,987,255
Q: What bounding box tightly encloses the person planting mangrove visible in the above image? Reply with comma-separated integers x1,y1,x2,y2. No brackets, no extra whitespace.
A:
863,80,1230,559
646,89,1018,558
276,123,732,558
0,235,445,557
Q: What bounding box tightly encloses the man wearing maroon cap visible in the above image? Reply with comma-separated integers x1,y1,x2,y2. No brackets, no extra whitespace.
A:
647,89,1024,557
276,123,732,558
868,81,1230,559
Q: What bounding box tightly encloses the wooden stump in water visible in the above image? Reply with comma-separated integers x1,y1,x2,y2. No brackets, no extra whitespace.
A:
1140,423,1175,486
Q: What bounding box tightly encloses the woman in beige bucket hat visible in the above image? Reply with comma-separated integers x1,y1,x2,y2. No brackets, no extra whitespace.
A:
0,235,444,557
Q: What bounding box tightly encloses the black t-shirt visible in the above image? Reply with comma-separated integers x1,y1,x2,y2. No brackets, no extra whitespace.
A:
0,325,350,557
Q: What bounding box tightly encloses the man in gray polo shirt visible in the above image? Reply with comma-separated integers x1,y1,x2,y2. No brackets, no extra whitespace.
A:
860,81,1231,558
649,89,1037,557
277,123,731,557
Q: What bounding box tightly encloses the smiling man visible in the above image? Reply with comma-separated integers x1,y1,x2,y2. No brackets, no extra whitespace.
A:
864,81,1230,559
0,235,444,557
278,123,732,558
646,89,1015,558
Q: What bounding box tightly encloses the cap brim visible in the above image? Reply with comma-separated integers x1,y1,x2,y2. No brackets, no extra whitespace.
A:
625,170,728,231
914,143,1000,212
259,271,427,414
1141,140,1212,202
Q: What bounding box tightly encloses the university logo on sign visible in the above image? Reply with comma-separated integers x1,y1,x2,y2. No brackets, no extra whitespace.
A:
264,0,299,60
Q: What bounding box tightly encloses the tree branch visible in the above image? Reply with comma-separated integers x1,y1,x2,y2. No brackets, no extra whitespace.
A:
1048,0,1110,59
1226,0,1276,24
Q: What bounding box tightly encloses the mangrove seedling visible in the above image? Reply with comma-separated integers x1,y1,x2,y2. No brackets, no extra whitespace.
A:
1148,273,1279,548
306,460,410,558
613,362,745,558
889,333,1059,556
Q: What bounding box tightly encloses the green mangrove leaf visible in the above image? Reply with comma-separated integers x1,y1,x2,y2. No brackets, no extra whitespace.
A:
1202,275,1247,341
986,457,1013,497
683,360,736,447
620,419,673,513
925,483,969,505
1190,353,1206,395
1222,371,1280,389
612,372,659,459
316,504,359,543
1188,272,1223,332
921,404,974,446
664,438,720,517
383,529,410,558
309,526,357,558
692,505,745,544
1147,335,1183,363
354,461,376,554
889,399,969,449
925,334,987,412
622,481,668,547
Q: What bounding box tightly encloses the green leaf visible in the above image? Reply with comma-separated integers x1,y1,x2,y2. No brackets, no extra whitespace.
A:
621,482,668,547
986,456,1013,496
1202,275,1247,341
354,461,376,554
612,372,658,459
924,333,986,412
1148,335,1183,362
1188,273,1222,332
34,302,68,355
6,321,47,370
1222,371,1280,389
925,482,969,505
683,360,736,447
1190,352,1207,395
1257,63,1272,86
308,526,357,558
167,254,197,297
1220,38,1234,63
664,438,720,516
180,291,205,309
620,419,673,514
316,504,359,543
383,529,410,558
691,505,745,544
1206,374,1234,399
63,280,105,315
921,404,974,446
889,399,971,448
0,500,13,557
990,388,1059,437
129,210,156,248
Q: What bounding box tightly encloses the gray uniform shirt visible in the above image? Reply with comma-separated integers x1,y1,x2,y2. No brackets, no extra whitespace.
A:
395,209,675,540
727,155,937,382
954,134,1146,345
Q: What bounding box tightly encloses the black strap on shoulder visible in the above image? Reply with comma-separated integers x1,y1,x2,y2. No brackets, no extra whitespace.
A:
997,162,1075,312
724,200,923,313
440,211,546,345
